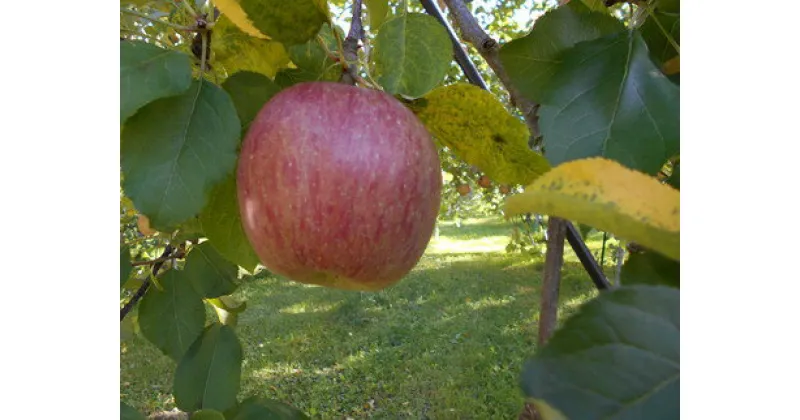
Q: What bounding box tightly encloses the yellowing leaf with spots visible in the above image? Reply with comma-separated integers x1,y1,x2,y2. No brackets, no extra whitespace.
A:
410,83,551,186
215,0,330,46
505,158,679,260
213,15,290,78
214,0,268,39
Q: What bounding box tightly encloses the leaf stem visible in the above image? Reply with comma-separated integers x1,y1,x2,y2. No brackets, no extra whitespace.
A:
317,35,342,64
121,7,195,32
180,0,199,18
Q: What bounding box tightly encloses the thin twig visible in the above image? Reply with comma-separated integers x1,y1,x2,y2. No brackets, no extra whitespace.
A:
180,0,199,18
340,0,364,85
130,246,186,267
317,35,341,63
131,256,172,267
120,7,195,32
646,4,679,55
442,0,540,138
120,245,174,321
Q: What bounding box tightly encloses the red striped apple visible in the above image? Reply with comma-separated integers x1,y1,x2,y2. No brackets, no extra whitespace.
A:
237,82,442,291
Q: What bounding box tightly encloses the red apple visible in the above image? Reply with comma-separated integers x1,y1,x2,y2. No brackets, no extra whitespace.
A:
237,82,442,291
477,175,491,188
456,184,471,196
499,184,510,195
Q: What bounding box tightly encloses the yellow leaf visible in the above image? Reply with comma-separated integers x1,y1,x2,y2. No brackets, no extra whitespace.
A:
214,0,269,39
215,0,330,46
532,399,570,420
213,15,290,78
662,55,680,75
505,158,679,260
410,83,551,185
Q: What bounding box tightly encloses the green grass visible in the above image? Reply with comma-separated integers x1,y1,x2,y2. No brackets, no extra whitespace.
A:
121,217,617,419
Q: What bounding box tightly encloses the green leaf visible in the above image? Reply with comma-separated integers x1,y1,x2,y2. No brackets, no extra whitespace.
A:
221,71,281,133
174,324,243,413
274,68,318,89
191,409,226,420
121,311,138,341
216,0,330,46
173,216,205,242
654,0,679,13
640,6,680,64
120,41,192,123
213,15,291,78
410,83,550,185
207,296,247,327
667,162,679,189
121,79,241,231
373,13,453,98
184,241,239,298
227,397,311,420
121,246,133,288
199,174,261,273
504,158,679,260
522,286,679,420
577,223,594,239
138,270,206,361
539,31,680,175
579,0,608,11
365,0,390,29
287,23,344,82
121,401,147,420
621,251,679,288
499,2,624,104
121,0,151,6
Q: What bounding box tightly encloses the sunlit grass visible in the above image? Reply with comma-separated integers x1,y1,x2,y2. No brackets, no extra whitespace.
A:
121,216,607,418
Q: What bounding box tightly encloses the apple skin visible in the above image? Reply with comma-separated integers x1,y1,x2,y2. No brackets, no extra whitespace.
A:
237,82,442,291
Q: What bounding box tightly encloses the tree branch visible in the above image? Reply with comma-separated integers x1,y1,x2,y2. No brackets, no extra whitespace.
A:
340,0,364,86
130,246,186,267
539,218,566,345
442,0,540,139
120,245,174,321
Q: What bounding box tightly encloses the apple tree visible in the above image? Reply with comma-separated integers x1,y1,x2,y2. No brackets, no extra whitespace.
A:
120,0,678,418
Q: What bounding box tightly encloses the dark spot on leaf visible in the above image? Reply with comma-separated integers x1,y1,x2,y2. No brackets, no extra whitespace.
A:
492,134,505,144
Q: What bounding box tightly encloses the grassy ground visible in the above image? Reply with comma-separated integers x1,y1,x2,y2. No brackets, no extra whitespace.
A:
121,217,617,419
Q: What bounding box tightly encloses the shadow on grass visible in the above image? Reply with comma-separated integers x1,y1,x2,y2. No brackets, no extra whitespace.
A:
228,258,599,419
121,217,610,419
